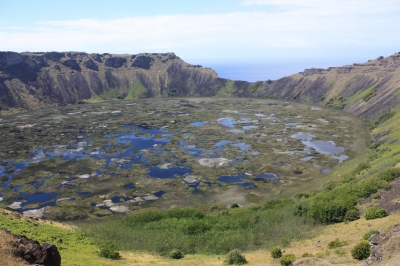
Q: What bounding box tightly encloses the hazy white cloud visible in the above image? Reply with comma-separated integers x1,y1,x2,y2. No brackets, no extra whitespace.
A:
0,1,399,62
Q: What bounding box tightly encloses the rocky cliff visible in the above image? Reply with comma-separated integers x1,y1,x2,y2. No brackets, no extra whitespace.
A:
0,51,234,112
1,51,400,120
258,53,400,120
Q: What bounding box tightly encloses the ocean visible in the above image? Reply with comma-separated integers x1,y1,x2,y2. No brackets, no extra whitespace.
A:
202,59,359,82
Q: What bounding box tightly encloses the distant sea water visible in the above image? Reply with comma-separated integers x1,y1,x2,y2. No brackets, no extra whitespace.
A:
203,59,358,82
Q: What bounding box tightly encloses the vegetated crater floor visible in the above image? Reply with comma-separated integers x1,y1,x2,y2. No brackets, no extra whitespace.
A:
0,98,368,220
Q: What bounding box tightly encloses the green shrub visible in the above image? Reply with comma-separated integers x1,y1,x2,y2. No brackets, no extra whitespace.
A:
123,210,163,226
302,252,313,257
164,208,205,219
364,207,387,220
352,162,370,174
224,249,247,265
351,241,370,260
328,238,348,249
363,229,379,240
98,242,121,260
344,209,360,222
271,247,282,258
183,219,212,235
169,249,184,259
280,254,296,266
379,168,400,182
262,199,294,210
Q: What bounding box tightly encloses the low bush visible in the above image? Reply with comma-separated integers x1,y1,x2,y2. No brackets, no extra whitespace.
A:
378,168,400,182
302,252,313,257
271,247,282,258
328,238,347,249
164,208,205,219
224,249,247,265
363,229,379,240
280,254,296,266
364,207,387,220
98,242,121,260
344,209,360,221
169,249,184,259
351,241,370,260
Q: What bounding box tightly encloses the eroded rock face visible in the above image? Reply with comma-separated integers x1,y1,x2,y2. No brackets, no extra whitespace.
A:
11,234,61,266
62,59,81,71
131,55,154,70
84,59,99,71
0,52,24,69
105,57,126,68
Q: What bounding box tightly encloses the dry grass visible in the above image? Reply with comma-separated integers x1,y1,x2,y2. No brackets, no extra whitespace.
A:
0,230,29,266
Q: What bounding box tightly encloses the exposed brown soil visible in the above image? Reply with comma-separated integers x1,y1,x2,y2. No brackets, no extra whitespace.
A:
0,229,29,266
362,176,400,214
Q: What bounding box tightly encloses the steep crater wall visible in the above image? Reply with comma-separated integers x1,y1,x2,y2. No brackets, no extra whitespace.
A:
1,51,400,120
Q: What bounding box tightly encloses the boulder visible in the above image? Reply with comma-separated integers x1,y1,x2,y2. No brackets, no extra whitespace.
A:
12,235,61,266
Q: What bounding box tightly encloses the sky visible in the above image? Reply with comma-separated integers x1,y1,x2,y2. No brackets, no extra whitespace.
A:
0,0,399,80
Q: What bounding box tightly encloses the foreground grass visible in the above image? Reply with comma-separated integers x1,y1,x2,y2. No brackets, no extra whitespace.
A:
0,210,130,266
82,202,320,256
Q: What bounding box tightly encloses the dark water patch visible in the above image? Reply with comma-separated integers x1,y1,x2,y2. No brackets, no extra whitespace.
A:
178,140,187,146
106,132,169,151
147,166,191,178
214,140,231,150
320,167,330,174
243,125,259,130
111,196,133,203
228,129,245,134
303,140,344,155
11,185,23,192
124,183,136,189
332,155,349,163
17,192,58,208
15,161,29,171
32,174,56,189
94,170,103,175
77,191,92,196
191,121,206,126
255,173,279,183
154,191,165,197
62,150,86,160
300,156,315,161
231,142,250,152
218,174,249,183
185,146,203,157
96,214,112,218
217,118,236,128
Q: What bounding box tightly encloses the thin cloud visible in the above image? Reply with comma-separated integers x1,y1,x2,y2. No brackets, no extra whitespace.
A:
0,3,399,61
